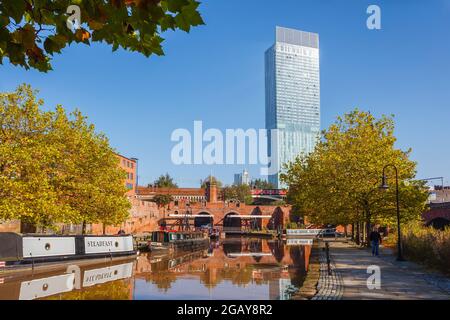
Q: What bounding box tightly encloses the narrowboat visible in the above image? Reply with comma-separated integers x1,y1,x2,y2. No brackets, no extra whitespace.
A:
0,232,136,272
148,230,209,252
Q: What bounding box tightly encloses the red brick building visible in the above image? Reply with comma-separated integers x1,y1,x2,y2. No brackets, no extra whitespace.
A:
136,181,291,232
116,153,137,195
0,153,292,234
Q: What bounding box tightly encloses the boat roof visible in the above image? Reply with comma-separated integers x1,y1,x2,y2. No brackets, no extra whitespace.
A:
152,230,204,234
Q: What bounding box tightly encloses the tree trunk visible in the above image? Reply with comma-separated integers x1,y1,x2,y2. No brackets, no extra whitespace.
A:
363,222,367,247
361,221,365,246
82,221,86,235
365,213,372,248
102,224,106,235
355,222,360,245
351,223,355,241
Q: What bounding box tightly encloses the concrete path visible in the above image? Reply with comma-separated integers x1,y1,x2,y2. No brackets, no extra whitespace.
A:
327,240,450,300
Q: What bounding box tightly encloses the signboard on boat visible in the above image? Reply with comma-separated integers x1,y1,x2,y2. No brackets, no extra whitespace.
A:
286,229,323,236
84,236,134,254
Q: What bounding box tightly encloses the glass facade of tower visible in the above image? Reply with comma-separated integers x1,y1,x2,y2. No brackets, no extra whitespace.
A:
265,26,321,188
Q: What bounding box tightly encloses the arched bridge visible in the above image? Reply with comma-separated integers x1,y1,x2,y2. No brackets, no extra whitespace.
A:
162,205,290,232
423,202,450,229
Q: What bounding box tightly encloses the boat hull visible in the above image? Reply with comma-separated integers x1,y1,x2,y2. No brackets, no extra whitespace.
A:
0,233,136,269
149,239,209,252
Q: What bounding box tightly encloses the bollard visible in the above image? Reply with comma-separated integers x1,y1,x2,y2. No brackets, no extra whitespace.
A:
325,242,331,275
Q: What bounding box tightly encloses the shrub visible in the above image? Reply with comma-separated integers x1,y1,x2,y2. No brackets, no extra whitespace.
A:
393,221,450,274
286,222,298,229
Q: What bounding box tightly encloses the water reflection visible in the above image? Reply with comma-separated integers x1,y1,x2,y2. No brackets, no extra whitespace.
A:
0,260,135,300
0,238,311,300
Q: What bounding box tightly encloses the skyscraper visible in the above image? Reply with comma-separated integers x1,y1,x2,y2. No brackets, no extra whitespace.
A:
234,169,251,186
265,26,321,188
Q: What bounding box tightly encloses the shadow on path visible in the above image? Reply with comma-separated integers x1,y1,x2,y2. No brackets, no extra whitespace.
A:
327,240,450,300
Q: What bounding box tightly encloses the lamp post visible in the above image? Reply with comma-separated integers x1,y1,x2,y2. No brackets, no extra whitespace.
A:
379,164,405,261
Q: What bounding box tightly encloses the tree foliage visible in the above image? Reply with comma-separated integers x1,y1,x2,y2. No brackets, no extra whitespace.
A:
0,0,204,72
281,109,428,233
251,178,274,190
0,84,130,229
151,194,172,208
222,184,252,205
152,173,178,188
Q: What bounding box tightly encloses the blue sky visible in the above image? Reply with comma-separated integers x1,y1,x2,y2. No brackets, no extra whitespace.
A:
1,0,450,187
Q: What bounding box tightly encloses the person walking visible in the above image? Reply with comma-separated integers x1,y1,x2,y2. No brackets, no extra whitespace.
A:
369,228,382,256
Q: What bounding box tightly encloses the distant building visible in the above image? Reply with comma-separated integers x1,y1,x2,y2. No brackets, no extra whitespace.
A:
265,26,321,188
428,186,450,203
116,154,137,195
234,169,251,186
137,186,207,203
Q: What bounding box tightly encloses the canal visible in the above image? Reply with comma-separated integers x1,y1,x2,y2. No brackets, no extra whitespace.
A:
0,237,311,300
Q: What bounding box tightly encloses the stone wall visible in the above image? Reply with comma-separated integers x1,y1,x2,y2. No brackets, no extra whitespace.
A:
91,197,161,235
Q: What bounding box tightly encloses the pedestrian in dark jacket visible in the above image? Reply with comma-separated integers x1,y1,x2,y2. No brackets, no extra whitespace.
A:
369,228,382,256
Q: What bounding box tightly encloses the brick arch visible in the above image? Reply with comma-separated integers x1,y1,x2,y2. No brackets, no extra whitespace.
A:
426,217,450,230
194,212,214,228
423,209,450,222
193,209,214,216
223,211,241,228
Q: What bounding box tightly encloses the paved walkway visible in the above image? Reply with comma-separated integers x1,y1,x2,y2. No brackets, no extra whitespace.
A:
312,245,343,300
326,240,450,300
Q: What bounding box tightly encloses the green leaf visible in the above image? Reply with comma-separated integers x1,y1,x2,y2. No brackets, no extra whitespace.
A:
3,0,26,24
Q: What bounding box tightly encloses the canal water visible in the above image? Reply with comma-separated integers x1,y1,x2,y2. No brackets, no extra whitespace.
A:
0,237,311,300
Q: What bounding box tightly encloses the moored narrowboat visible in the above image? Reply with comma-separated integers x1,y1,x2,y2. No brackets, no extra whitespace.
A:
0,232,136,271
148,230,209,252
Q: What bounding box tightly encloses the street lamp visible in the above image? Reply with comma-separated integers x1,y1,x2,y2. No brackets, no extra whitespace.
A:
379,164,405,261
